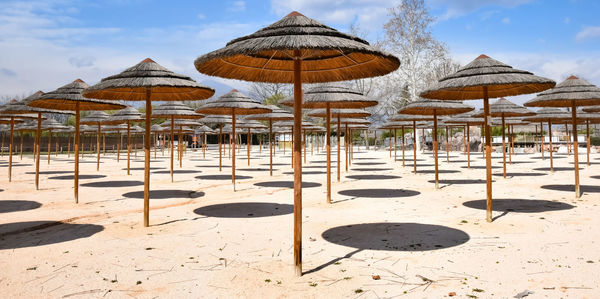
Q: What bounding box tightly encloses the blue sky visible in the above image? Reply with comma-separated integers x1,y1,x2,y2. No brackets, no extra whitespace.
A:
1,0,599,101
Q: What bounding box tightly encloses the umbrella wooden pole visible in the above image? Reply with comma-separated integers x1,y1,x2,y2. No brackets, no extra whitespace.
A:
35,113,42,190
47,129,52,164
413,121,417,174
463,125,467,154
74,104,80,203
103,134,106,156
586,120,590,166
445,126,449,163
269,120,273,176
388,129,392,158
433,110,439,189
483,90,493,223
421,129,426,153
228,133,231,159
96,125,101,171
143,89,151,227
8,117,14,182
203,132,206,159
154,133,157,159
232,110,237,191
219,124,222,172
311,134,313,156
292,53,302,277
540,122,545,160
337,116,341,182
502,116,506,178
67,133,70,158
509,125,513,163
117,132,121,162
259,134,262,154
19,132,23,160
535,125,538,153
303,129,306,164
127,122,131,175
170,117,174,182
291,130,294,168
179,126,183,168
402,126,405,166
571,102,580,198
549,121,554,172
326,103,331,203
374,130,377,151
161,133,165,156
467,125,471,169
1,131,4,157
345,123,348,172
247,128,250,166
393,128,397,163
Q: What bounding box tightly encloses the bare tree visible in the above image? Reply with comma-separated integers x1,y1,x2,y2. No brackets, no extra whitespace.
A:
248,82,291,104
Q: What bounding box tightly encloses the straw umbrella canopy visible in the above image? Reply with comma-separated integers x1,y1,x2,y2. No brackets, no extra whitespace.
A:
398,99,473,189
200,115,232,171
82,58,214,227
28,79,125,203
195,90,271,191
194,11,399,276
524,75,600,198
246,105,293,176
420,54,555,222
444,111,484,169
152,102,204,182
104,106,143,175
0,93,71,187
80,111,110,171
237,119,267,166
471,98,535,177
281,85,378,203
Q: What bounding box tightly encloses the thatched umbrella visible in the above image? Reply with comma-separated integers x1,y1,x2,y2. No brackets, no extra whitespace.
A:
194,124,215,159
246,105,293,176
200,115,232,171
196,90,270,191
152,102,204,182
80,111,110,171
0,93,72,188
420,54,555,222
444,111,484,168
398,99,473,189
194,11,399,275
104,107,143,175
281,85,378,202
28,79,125,202
473,98,534,178
0,114,27,181
576,110,600,165
524,75,600,198
237,119,267,166
82,58,214,226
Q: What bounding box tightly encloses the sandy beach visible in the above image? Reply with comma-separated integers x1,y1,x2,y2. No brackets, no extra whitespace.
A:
0,143,598,298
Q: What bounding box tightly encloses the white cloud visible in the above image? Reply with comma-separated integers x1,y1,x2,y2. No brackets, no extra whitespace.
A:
429,0,533,20
576,26,600,42
228,1,246,12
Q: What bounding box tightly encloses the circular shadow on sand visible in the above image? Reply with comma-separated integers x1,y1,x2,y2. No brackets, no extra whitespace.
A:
0,163,32,167
122,190,205,199
237,168,270,172
25,170,72,175
493,172,547,177
282,171,326,175
49,174,106,180
194,202,293,218
153,170,199,174
428,179,491,185
0,200,42,213
254,181,321,188
353,157,378,160
303,165,325,169
68,161,103,164
533,167,580,172
591,175,600,180
260,163,288,166
350,168,393,172
82,180,144,188
354,162,386,166
540,184,600,193
338,188,420,198
460,165,502,169
123,167,165,171
346,174,401,180
404,164,434,167
418,169,460,174
530,156,565,160
195,174,252,180
463,199,574,213
322,223,469,251
496,161,534,164
0,221,104,250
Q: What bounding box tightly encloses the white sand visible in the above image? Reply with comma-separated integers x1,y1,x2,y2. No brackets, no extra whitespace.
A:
0,143,599,298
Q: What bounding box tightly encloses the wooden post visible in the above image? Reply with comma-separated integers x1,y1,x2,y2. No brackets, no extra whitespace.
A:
326,103,331,203
170,117,174,182
179,126,183,168
535,125,538,153
232,109,237,191
117,131,121,162
35,113,42,189
74,103,80,203
247,128,251,166
303,129,306,164
571,102,580,198
393,127,397,163
374,130,377,151
103,133,106,156
202,132,206,159
565,123,571,155
143,88,151,227
154,132,157,159
269,120,273,176
549,120,554,172
586,119,590,166
502,116,506,178
47,129,52,164
509,125,513,164
540,122,545,160
483,88,493,222
467,124,471,169
96,125,101,171
401,126,405,167
292,52,302,276
389,129,392,158
345,123,348,172
445,125,449,163
19,132,23,160
127,122,131,175
412,121,417,174
337,115,341,182
219,124,222,172
463,125,467,154
433,110,439,189
8,117,14,182
67,132,70,158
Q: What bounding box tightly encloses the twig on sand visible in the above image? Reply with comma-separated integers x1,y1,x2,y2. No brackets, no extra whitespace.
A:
62,289,103,298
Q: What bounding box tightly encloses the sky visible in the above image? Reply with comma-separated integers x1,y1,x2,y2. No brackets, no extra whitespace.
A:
1,0,599,104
